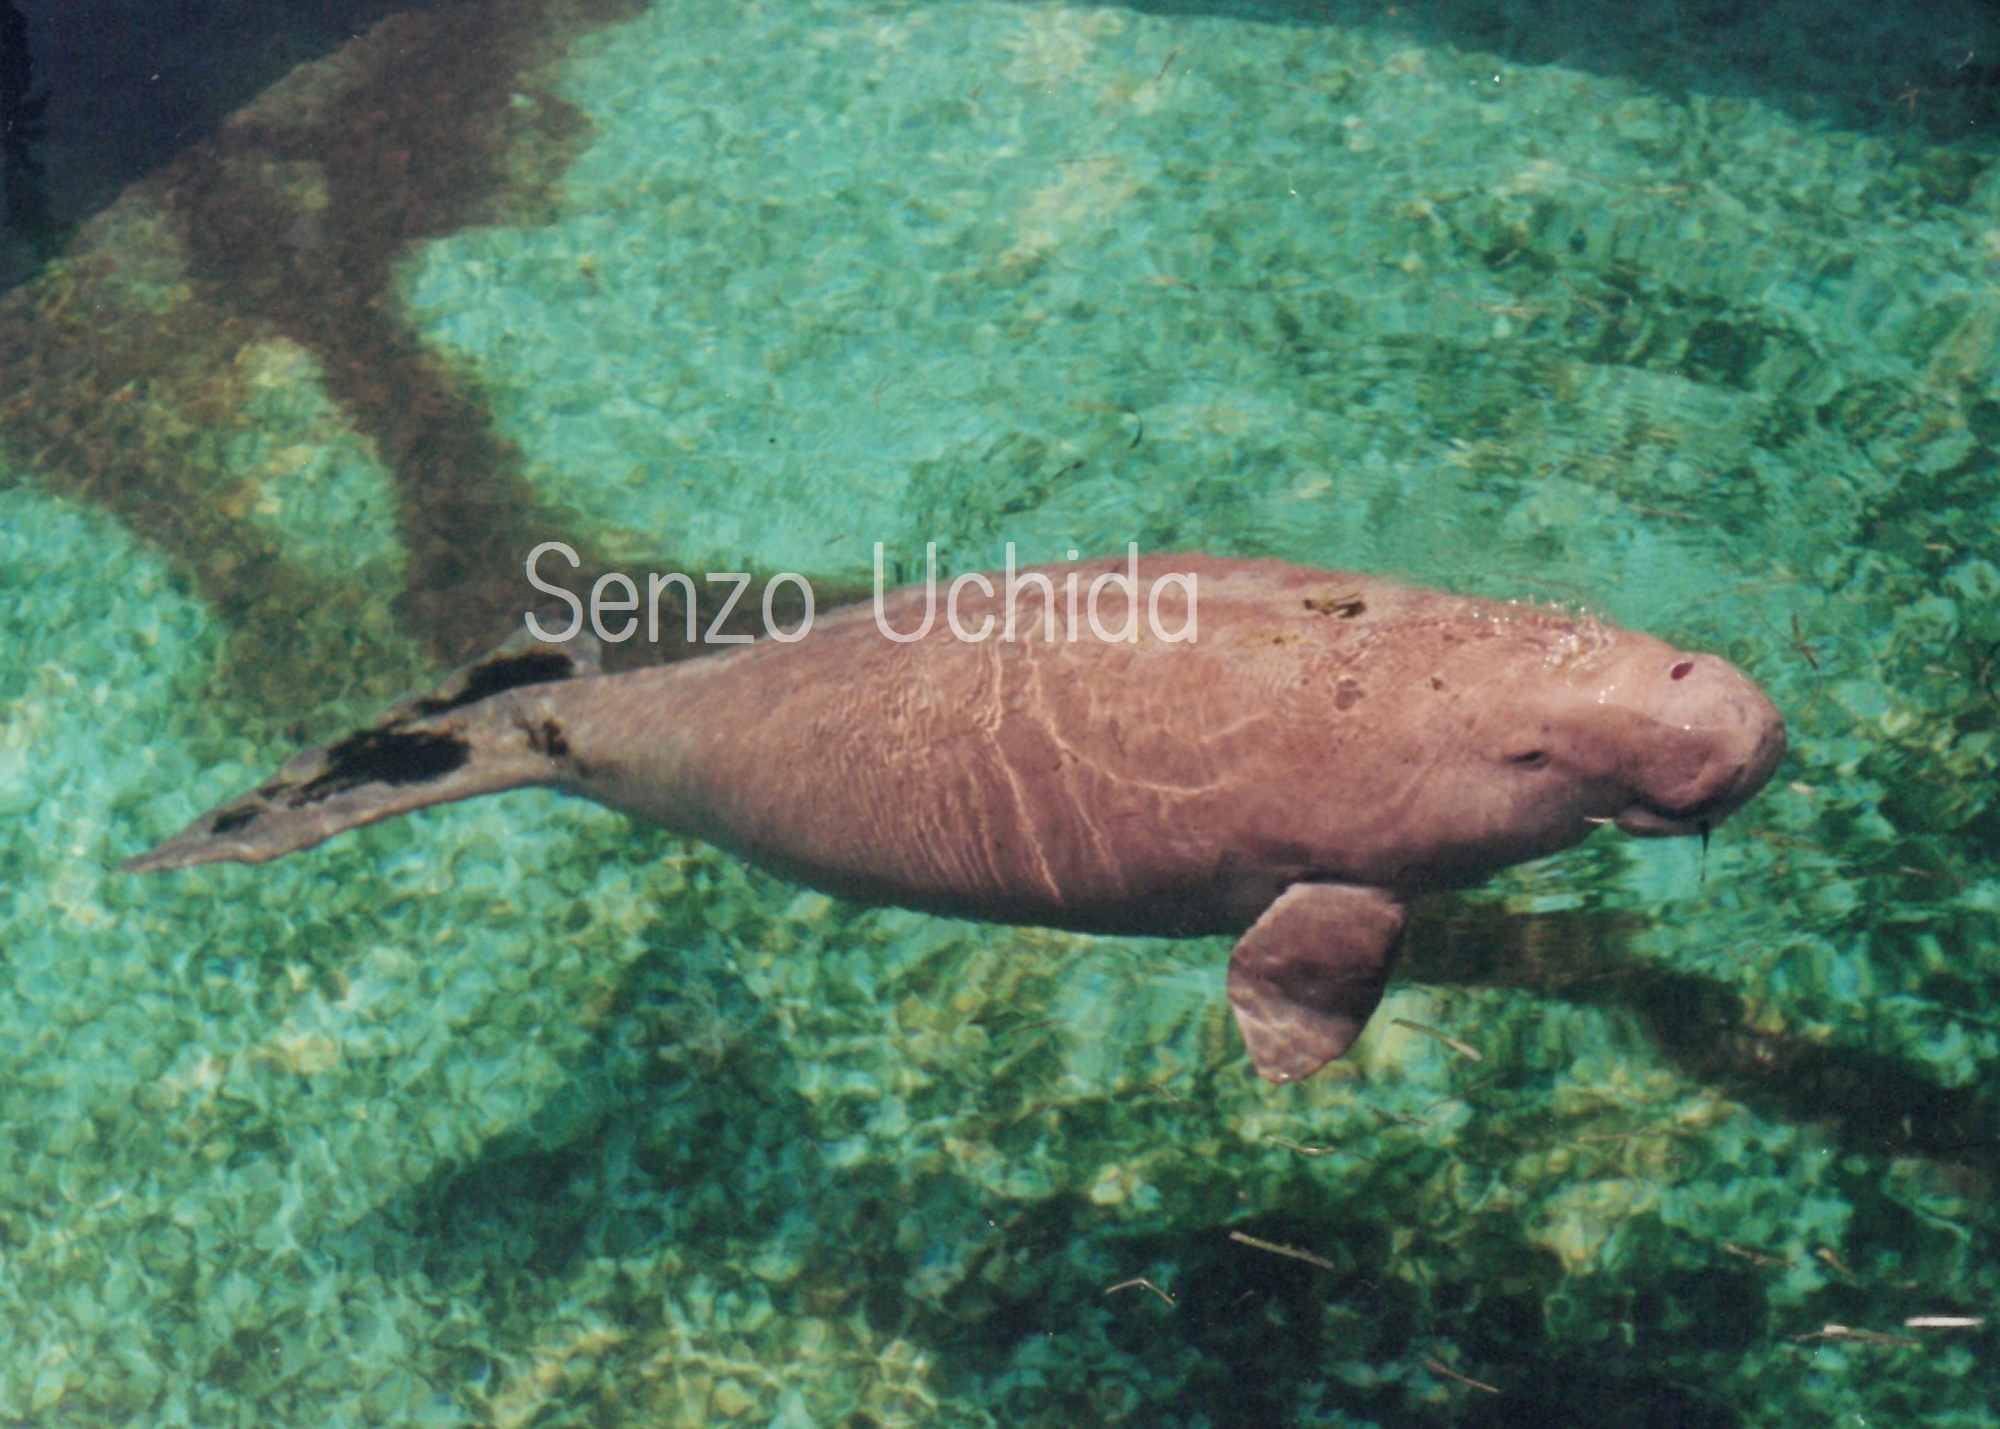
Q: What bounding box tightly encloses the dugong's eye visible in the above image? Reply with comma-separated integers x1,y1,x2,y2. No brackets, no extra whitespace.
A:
1670,660,1695,681
1508,750,1550,769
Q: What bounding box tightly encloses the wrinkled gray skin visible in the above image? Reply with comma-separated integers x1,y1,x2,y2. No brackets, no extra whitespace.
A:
128,556,1787,1082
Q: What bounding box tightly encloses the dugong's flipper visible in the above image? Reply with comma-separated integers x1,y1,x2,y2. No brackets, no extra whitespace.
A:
124,627,601,873
1226,883,1408,1083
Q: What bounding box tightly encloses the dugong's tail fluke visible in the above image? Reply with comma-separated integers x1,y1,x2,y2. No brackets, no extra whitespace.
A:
123,626,603,874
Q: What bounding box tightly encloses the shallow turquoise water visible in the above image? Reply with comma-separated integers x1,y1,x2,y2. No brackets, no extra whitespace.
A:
0,1,1997,1425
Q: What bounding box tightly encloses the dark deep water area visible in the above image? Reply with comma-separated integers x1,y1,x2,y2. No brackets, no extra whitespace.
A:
1,0,443,286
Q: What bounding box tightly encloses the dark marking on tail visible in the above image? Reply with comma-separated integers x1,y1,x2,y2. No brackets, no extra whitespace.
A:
412,649,578,717
525,719,570,759
297,729,473,802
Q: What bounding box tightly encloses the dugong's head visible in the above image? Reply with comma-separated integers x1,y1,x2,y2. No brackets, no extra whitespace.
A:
1476,620,1788,849
1589,646,1788,838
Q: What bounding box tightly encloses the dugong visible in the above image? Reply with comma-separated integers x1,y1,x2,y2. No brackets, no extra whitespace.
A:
127,555,1786,1082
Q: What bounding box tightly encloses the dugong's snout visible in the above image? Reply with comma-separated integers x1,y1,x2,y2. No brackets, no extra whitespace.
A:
1609,651,1787,838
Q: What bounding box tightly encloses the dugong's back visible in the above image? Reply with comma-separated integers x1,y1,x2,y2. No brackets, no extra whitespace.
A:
557,556,1556,934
